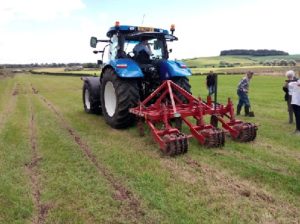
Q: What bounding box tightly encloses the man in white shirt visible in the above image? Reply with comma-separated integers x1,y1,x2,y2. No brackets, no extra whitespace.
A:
283,70,297,123
288,79,300,133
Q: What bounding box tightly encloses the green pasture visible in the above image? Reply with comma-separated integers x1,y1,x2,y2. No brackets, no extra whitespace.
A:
0,73,299,223
183,55,300,68
183,56,256,68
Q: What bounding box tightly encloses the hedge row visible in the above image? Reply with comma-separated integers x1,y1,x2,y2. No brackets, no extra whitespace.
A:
30,70,96,77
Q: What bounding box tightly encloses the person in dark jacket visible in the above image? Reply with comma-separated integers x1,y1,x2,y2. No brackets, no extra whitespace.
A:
283,70,298,123
236,71,254,116
206,71,216,96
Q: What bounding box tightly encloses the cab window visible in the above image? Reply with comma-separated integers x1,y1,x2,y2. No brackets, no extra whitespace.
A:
109,34,118,60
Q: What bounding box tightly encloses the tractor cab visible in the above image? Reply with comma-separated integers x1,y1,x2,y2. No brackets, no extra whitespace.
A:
105,23,178,65
90,22,189,81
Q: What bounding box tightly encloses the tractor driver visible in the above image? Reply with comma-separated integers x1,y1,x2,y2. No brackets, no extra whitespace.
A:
133,40,153,63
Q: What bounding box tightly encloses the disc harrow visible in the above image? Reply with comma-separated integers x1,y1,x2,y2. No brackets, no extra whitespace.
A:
129,80,258,156
162,133,188,156
232,122,257,142
201,128,225,148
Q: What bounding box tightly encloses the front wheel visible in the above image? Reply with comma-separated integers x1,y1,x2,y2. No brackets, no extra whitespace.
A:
83,81,101,114
100,68,140,129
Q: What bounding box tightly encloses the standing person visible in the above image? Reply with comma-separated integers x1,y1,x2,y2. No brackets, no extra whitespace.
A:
282,70,297,123
206,71,216,96
236,71,254,116
288,79,300,134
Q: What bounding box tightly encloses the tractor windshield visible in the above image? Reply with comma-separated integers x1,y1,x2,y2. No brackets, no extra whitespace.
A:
123,40,138,55
124,38,164,60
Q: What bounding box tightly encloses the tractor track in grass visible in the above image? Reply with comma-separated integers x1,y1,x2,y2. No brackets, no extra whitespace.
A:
29,81,299,222
59,105,300,223
96,125,300,223
31,84,149,223
182,155,300,223
25,100,52,224
109,128,300,222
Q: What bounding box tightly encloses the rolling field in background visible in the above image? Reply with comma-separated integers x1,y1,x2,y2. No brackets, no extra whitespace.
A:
183,55,300,67
32,55,300,77
1,72,300,223
183,54,300,75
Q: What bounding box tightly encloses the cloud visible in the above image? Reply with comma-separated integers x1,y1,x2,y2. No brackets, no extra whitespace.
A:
0,0,85,23
0,0,87,63
170,0,300,58
1,0,300,63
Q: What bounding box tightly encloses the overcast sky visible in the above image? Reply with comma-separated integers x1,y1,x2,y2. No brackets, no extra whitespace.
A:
1,0,299,64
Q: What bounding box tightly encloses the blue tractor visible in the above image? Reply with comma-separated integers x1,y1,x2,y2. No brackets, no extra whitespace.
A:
83,22,192,129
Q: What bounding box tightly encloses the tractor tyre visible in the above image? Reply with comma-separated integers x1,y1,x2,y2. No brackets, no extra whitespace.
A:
101,68,140,129
172,77,192,103
83,81,101,114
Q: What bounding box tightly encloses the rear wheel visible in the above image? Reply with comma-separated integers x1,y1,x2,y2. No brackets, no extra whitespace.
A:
82,82,101,114
101,68,140,129
172,77,191,93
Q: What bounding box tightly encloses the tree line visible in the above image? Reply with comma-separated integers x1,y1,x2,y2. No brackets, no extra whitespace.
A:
220,49,289,56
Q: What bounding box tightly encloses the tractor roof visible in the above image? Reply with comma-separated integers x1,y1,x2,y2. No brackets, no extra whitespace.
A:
106,25,169,38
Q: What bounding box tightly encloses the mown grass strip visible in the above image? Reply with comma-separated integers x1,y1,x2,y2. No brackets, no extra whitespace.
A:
30,75,235,223
30,91,130,223
25,97,51,224
0,80,33,223
31,87,160,223
29,76,291,223
0,76,15,112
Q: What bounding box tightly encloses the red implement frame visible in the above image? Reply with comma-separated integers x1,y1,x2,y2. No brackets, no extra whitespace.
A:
130,80,257,155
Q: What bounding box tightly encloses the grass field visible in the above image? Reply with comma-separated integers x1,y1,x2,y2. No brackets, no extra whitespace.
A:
182,55,300,75
183,55,300,68
1,72,300,223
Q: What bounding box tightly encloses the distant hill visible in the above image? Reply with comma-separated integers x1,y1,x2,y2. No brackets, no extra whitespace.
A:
220,49,288,57
183,54,300,69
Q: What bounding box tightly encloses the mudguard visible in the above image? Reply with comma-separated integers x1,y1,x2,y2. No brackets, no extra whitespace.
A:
109,59,144,78
159,60,192,80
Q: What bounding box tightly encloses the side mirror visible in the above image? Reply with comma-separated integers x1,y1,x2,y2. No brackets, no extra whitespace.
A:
97,60,103,65
169,49,173,53
90,37,98,48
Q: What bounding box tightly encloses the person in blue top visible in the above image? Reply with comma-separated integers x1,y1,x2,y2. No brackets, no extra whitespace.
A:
236,71,254,116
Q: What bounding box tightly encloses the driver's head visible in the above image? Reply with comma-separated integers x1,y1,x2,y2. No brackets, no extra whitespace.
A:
141,40,148,45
